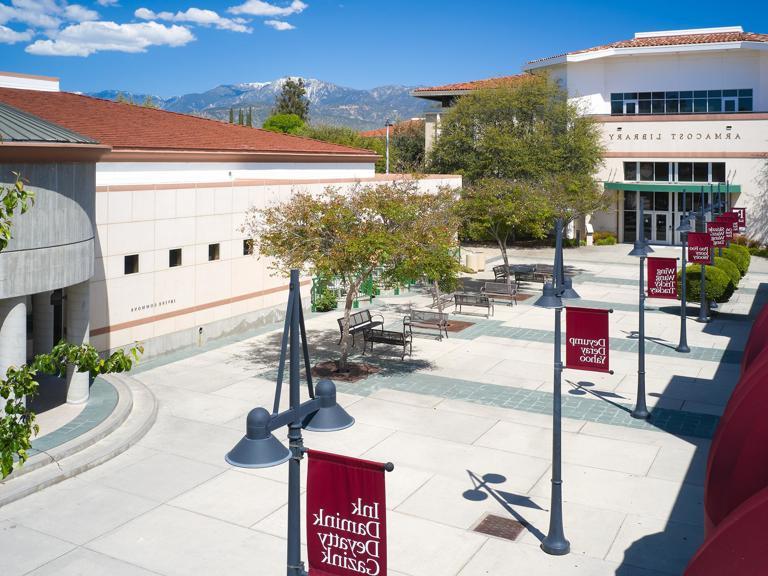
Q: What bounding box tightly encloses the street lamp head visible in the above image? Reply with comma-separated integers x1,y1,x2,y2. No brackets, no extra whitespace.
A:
302,379,355,432
676,214,693,233
560,276,580,300
628,240,654,257
534,282,563,309
226,407,291,469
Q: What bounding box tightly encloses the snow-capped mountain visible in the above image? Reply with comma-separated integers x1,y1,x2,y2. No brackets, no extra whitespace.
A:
87,77,437,130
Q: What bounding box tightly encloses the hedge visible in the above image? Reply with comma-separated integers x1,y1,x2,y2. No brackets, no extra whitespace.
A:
677,264,734,303
714,256,740,287
722,245,750,276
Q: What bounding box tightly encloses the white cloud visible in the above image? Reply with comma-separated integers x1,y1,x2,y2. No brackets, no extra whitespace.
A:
0,23,33,43
135,6,251,33
25,20,194,56
264,19,293,31
0,0,63,29
96,0,118,5
63,4,99,21
229,0,306,17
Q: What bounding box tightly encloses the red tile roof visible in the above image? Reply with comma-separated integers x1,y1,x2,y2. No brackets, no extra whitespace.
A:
530,30,768,64
359,119,424,137
0,87,377,158
412,74,528,94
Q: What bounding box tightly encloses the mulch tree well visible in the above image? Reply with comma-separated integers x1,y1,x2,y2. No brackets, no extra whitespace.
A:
311,361,381,383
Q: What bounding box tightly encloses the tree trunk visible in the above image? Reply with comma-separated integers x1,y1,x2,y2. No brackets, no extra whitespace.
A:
496,235,510,269
338,276,365,373
432,279,444,315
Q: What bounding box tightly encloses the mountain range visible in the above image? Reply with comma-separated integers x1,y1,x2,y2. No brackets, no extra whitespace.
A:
87,78,438,131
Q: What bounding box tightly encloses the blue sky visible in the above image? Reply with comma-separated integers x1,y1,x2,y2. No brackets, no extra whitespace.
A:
1,0,767,97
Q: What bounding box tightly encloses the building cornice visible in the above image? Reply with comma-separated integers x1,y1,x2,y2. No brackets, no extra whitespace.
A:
594,113,768,122
0,141,111,162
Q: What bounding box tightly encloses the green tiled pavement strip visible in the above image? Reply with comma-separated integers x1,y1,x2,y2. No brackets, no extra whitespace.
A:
334,372,720,439
390,319,740,364
28,377,117,456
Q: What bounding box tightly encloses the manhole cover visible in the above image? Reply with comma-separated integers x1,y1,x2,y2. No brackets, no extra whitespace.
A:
472,513,525,541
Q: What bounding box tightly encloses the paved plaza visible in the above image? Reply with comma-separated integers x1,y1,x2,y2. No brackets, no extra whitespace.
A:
2,244,766,576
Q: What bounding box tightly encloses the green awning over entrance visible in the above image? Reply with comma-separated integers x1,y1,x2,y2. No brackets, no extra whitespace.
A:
604,182,741,193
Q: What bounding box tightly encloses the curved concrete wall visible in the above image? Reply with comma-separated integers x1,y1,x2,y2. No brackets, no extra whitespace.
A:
0,162,95,298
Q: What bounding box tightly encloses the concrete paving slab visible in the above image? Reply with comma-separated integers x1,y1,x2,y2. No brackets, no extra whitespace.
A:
88,506,286,576
0,520,76,576
25,548,160,576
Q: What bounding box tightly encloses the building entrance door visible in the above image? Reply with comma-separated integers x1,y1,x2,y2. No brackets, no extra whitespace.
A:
640,191,672,244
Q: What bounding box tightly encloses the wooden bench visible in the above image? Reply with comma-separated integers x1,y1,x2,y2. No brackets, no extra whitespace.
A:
337,309,384,345
404,309,449,341
493,264,508,282
454,292,494,318
428,292,454,311
363,327,412,360
482,281,518,306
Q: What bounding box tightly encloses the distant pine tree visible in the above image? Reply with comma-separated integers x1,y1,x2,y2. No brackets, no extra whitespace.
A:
272,78,310,122
238,109,244,125
142,95,158,108
247,107,253,127
229,108,234,123
115,91,129,104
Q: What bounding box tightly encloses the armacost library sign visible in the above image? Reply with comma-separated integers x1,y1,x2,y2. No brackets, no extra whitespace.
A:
607,130,742,142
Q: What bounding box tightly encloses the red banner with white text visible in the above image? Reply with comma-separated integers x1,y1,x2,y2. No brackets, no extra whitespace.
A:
565,307,611,373
734,207,746,229
688,232,713,264
307,450,388,576
718,212,739,234
647,257,678,299
707,222,727,248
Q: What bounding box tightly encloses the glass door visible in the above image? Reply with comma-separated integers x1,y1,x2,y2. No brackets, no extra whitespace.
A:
654,213,669,243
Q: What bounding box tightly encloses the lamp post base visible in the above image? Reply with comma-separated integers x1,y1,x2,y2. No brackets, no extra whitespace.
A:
541,537,571,556
675,345,691,353
631,407,650,420
695,316,710,324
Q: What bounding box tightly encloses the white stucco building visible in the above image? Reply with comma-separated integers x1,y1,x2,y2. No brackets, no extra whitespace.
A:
414,26,768,245
0,71,461,406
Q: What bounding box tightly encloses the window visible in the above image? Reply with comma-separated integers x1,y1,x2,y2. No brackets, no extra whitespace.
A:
623,162,637,181
639,162,654,181
208,243,220,261
169,248,182,268
124,254,139,275
693,163,708,182
610,88,754,115
654,162,670,182
678,163,693,182
243,239,254,256
712,162,726,183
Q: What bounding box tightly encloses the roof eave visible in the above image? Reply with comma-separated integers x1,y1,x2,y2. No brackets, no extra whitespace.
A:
102,148,380,163
0,141,111,162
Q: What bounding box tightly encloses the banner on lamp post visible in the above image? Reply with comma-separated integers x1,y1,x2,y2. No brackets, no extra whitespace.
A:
733,207,746,229
307,450,388,576
565,307,611,373
707,222,727,248
647,257,678,299
718,212,739,234
716,215,735,242
687,232,713,264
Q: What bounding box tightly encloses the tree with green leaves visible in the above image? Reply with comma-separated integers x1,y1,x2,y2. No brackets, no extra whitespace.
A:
240,180,460,371
296,124,388,172
141,95,158,109
263,113,305,134
273,78,310,122
229,107,234,124
0,176,143,478
246,107,253,127
456,178,551,269
115,91,129,104
237,109,244,126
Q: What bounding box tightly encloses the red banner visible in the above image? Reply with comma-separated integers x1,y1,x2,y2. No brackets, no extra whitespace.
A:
647,257,678,299
734,207,746,228
307,450,387,576
718,212,739,233
688,232,713,264
707,222,727,248
565,307,611,373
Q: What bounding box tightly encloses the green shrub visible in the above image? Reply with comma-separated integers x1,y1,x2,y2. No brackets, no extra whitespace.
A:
722,245,750,276
262,113,305,134
593,231,617,244
677,264,734,303
313,287,338,312
749,247,768,258
714,256,740,287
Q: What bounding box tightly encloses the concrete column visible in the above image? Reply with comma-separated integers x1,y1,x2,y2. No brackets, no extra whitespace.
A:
65,281,90,404
32,291,55,355
0,297,27,412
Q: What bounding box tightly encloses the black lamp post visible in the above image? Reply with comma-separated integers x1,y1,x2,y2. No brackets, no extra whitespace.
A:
628,200,653,420
534,217,579,556
226,269,355,576
676,193,693,354
695,188,710,323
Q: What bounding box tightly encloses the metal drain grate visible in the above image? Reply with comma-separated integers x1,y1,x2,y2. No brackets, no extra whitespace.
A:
472,514,525,541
